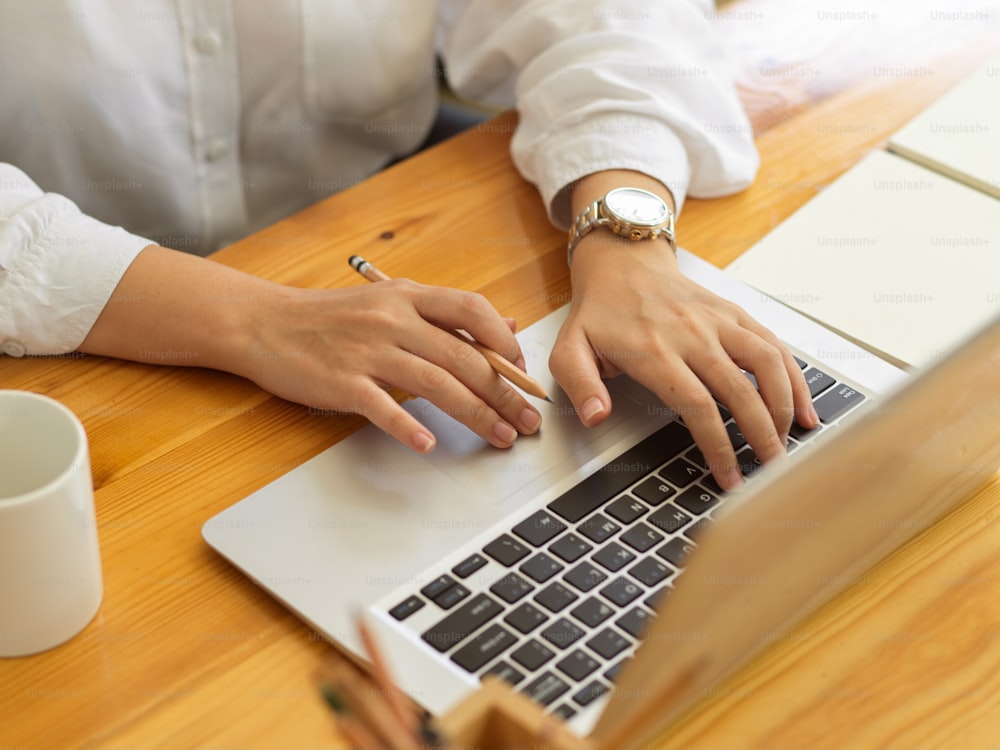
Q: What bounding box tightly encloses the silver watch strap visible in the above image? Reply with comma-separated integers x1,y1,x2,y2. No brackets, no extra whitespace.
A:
566,198,677,266
566,198,606,265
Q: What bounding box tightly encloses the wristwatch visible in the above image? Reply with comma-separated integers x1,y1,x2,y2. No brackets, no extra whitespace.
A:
566,187,676,265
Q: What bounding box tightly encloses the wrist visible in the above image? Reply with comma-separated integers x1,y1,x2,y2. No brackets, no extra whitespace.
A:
567,171,678,268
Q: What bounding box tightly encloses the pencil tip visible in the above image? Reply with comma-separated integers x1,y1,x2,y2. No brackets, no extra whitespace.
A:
544,396,555,404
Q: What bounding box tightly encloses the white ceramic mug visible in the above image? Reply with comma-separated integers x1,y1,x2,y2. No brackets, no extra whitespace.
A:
0,390,103,657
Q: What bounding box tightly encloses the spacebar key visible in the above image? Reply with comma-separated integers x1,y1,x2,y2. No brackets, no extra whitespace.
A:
548,421,692,523
421,593,503,653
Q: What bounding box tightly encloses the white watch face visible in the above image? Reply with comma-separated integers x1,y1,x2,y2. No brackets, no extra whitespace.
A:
604,188,669,227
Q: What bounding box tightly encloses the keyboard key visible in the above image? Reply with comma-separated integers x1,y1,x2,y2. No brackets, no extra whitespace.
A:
600,577,644,607
490,573,534,604
552,704,577,720
790,420,823,441
658,458,702,488
701,473,725,494
548,533,593,563
647,504,693,534
656,538,696,568
563,562,608,593
592,542,637,571
618,524,664,554
578,513,621,544
685,446,707,470
627,558,672,587
434,583,470,610
511,639,556,671
793,355,807,369
684,517,712,541
540,618,585,649
521,672,570,707
547,421,692,523
519,553,564,583
632,476,676,506
674,487,719,516
725,421,748,451
604,658,629,683
451,624,517,673
586,628,631,660
388,595,424,622
616,607,654,638
813,384,865,423
512,510,567,547
483,534,530,566
556,650,601,682
535,582,578,613
606,495,648,525
482,660,524,686
802,367,836,398
452,553,487,579
570,597,614,628
644,586,671,610
735,446,763,476
421,594,502,653
421,575,457,600
504,602,548,634
572,680,610,707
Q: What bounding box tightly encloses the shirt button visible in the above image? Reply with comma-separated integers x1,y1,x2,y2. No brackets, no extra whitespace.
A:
205,139,229,162
1,340,27,357
194,30,222,55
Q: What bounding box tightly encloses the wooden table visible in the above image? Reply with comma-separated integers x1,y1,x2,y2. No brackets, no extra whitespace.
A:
3,24,1000,750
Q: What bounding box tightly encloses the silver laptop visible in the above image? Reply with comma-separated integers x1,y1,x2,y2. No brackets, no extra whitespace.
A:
202,247,999,737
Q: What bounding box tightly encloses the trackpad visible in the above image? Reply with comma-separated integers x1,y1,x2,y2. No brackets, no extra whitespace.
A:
403,337,667,505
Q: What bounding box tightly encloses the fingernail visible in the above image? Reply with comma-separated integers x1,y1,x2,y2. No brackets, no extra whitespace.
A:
581,397,605,424
809,404,820,424
520,408,541,434
412,431,435,453
516,356,527,371
779,432,789,448
494,421,518,445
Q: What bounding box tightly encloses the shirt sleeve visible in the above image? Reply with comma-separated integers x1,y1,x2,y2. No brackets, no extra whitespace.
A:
438,0,759,229
0,163,152,356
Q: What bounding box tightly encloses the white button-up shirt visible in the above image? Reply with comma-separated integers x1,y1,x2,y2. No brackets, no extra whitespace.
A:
0,0,757,355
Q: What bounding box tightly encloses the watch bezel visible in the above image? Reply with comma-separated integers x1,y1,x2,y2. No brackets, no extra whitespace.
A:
602,187,671,229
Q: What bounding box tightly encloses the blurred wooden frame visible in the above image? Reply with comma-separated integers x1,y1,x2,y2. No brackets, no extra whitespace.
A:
437,679,591,750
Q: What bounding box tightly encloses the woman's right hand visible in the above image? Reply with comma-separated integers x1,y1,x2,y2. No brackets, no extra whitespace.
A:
243,278,543,452
80,246,542,453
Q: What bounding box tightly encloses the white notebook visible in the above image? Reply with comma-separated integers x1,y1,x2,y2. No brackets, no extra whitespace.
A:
889,56,1000,199
727,150,1000,369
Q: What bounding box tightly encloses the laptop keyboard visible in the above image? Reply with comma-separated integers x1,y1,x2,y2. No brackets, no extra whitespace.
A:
381,357,869,720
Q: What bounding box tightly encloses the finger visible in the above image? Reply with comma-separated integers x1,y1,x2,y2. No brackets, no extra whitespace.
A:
407,283,526,368
549,325,612,427
690,343,788,474
738,318,820,430
412,326,542,436
636,356,744,492
721,327,795,443
373,347,524,449
351,381,438,454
